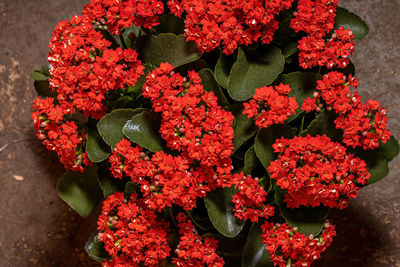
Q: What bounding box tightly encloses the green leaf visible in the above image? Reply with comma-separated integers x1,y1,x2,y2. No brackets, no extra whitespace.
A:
112,96,134,109
124,182,140,197
233,113,257,152
276,72,321,121
138,33,202,67
97,163,126,197
301,110,342,140
204,187,245,238
198,68,229,106
282,207,328,237
214,54,231,89
186,200,213,230
122,24,141,48
244,146,259,175
86,123,110,163
242,224,273,267
281,42,298,59
98,176,125,197
57,166,103,218
227,46,285,101
34,80,56,97
127,63,156,97
97,108,143,147
351,148,389,185
254,125,296,170
31,70,48,81
334,60,355,76
335,7,369,40
158,14,185,35
123,110,163,152
176,58,209,72
275,188,329,236
85,231,110,262
377,135,400,162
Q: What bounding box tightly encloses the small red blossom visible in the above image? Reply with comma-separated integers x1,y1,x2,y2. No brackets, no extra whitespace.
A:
297,27,355,69
31,97,91,171
290,0,355,69
231,173,274,222
143,63,235,171
169,0,294,54
97,192,171,267
261,221,336,267
82,0,164,34
268,135,370,209
243,84,298,129
109,139,211,210
302,71,392,150
335,98,392,150
291,0,339,37
172,212,224,266
48,15,144,119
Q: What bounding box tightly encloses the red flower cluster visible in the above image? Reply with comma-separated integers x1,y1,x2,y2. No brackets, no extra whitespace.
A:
291,0,338,38
302,71,392,149
143,63,235,169
297,27,355,69
48,15,144,119
31,97,91,171
261,221,336,267
97,192,171,267
268,135,370,209
168,0,294,54
335,98,392,150
109,139,209,210
243,84,298,129
301,71,358,113
172,212,224,266
82,0,164,34
291,0,355,69
232,174,274,223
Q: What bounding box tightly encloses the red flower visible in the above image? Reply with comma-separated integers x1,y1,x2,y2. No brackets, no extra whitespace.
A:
48,15,144,119
97,192,171,267
143,63,235,171
243,84,298,129
231,173,274,222
261,221,336,267
169,0,294,54
31,97,91,171
302,71,392,150
172,212,224,266
268,135,370,209
82,0,164,34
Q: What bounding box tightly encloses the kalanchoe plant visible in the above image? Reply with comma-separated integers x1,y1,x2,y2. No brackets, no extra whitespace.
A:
31,0,399,266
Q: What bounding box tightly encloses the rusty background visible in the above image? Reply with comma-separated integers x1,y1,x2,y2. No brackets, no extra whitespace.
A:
0,0,399,266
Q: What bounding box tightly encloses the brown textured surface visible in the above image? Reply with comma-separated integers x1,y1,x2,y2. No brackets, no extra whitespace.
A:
0,0,399,266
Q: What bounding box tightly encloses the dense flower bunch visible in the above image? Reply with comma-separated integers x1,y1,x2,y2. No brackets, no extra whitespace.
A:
168,0,294,54
48,15,144,119
109,138,209,210
172,213,224,266
302,71,392,149
291,0,355,69
82,0,164,34
336,99,391,149
261,221,336,266
97,192,171,266
232,174,275,222
31,97,91,171
243,84,298,128
143,63,235,170
268,135,370,209
32,0,399,266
